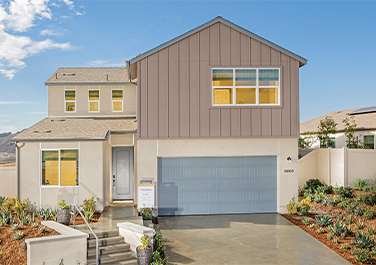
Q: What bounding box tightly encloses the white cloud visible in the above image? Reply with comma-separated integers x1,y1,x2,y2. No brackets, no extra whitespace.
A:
0,119,9,122
0,0,82,79
0,101,26,104
87,59,125,67
39,28,64,36
0,125,17,133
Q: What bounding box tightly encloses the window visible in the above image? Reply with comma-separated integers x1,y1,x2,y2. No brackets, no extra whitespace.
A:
364,135,374,149
89,90,100,112
212,68,280,106
112,89,123,112
65,90,76,112
42,149,79,186
320,137,336,148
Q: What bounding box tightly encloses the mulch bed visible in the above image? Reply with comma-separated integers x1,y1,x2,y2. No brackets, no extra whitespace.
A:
283,191,376,265
69,213,101,225
0,217,60,265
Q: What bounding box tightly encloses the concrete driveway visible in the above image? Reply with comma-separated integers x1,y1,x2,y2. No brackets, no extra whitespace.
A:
158,214,351,265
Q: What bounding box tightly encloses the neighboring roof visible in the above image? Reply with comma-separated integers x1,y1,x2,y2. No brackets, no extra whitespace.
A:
300,107,376,134
12,117,137,142
348,106,376,115
45,67,130,85
129,16,307,68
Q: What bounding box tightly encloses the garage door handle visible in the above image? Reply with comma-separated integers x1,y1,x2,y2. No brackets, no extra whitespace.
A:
113,175,115,187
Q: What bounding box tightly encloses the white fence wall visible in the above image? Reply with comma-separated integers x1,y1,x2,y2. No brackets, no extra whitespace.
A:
299,148,376,188
0,165,17,197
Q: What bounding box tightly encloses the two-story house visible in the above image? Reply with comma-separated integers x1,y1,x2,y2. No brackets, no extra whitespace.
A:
12,17,307,214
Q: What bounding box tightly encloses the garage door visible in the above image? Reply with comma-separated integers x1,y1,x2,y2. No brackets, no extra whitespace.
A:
157,156,277,216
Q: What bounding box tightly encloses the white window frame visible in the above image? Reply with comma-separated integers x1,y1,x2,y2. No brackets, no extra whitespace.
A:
88,89,100,112
64,88,76,113
112,88,123,112
211,68,280,106
40,148,79,187
364,135,374,149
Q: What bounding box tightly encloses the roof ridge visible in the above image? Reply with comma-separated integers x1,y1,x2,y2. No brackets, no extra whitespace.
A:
58,67,126,69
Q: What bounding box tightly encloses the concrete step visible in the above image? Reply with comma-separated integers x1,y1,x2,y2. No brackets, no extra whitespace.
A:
105,259,138,265
87,243,130,258
87,229,119,240
87,235,124,248
87,252,136,265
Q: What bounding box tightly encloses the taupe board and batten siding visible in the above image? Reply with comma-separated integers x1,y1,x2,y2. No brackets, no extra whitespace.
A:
137,22,300,140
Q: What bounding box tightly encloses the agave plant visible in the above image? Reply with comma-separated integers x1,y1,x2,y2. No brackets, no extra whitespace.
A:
353,178,369,191
352,233,375,249
327,221,346,236
12,232,24,240
315,215,332,227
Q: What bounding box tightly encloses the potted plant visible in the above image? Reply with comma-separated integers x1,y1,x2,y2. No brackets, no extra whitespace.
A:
57,199,70,225
142,208,153,227
137,236,152,265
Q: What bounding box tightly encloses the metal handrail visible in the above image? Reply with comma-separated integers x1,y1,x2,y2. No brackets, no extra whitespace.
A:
70,204,99,265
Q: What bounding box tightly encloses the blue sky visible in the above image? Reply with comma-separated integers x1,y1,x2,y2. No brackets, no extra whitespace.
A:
0,0,376,133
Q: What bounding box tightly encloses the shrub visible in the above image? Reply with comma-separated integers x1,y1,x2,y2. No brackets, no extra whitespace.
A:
142,208,153,220
353,178,369,191
85,208,95,222
312,192,325,203
315,215,332,227
367,226,375,236
346,225,354,235
357,221,365,230
11,223,20,230
298,197,312,215
355,193,370,204
309,224,315,229
153,228,167,265
334,186,353,199
0,196,5,206
302,218,310,225
364,208,376,220
353,248,373,264
138,236,151,250
327,221,346,236
305,179,322,191
1,196,28,214
287,195,298,214
12,232,24,240
40,226,47,233
82,197,96,221
316,185,333,194
352,233,375,249
32,223,38,228
327,233,333,240
0,211,11,224
317,228,324,234
333,238,339,244
22,241,27,250
354,205,365,217
345,215,353,225
58,199,69,210
341,244,350,249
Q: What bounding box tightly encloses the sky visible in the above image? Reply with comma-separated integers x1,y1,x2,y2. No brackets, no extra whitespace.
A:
0,0,376,133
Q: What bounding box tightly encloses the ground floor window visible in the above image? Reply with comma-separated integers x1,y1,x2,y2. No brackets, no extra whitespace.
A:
320,137,335,148
364,135,374,149
42,149,79,186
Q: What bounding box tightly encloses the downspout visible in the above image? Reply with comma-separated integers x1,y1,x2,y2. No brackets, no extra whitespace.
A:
126,61,137,85
15,142,25,198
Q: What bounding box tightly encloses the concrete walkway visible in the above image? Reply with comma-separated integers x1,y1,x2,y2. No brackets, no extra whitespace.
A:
75,205,350,265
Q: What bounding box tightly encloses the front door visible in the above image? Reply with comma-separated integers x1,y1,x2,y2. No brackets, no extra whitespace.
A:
112,147,134,201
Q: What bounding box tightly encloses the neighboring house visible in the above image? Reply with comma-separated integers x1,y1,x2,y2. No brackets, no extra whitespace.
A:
300,106,376,149
12,16,307,215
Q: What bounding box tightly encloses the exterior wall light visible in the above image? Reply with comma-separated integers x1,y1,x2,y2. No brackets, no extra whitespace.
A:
287,156,292,162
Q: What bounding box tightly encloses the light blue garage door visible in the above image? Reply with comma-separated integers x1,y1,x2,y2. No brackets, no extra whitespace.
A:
157,156,277,216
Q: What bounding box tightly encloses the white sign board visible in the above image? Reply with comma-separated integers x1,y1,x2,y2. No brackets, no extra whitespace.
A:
138,184,155,208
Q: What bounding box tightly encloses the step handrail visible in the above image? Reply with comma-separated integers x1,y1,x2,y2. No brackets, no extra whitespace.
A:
69,204,99,265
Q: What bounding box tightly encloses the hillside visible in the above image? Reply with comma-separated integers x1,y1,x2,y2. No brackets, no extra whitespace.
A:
0,132,19,154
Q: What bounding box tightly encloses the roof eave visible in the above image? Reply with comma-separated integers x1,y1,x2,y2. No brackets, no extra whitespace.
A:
129,16,307,67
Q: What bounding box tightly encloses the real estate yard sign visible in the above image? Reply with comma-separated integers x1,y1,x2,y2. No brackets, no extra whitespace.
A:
138,184,155,208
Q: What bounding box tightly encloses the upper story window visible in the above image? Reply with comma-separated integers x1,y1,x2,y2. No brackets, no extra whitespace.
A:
212,68,280,106
364,135,374,149
42,149,79,187
112,89,123,112
89,90,100,112
65,90,76,112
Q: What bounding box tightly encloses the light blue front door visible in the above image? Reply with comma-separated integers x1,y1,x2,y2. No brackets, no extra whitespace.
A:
158,156,277,216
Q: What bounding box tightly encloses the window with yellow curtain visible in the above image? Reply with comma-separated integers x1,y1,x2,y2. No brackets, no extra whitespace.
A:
89,90,99,112
65,90,76,112
212,68,279,106
42,150,79,186
112,90,123,111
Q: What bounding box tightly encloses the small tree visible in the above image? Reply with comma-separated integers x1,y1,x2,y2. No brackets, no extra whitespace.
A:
317,116,337,148
343,116,363,148
299,134,314,148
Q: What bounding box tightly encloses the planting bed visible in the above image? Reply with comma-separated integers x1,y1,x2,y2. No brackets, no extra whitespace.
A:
284,182,376,265
0,216,59,265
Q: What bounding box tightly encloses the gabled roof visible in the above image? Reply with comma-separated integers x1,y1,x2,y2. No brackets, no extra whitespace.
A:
300,107,376,134
11,117,137,142
129,16,307,67
45,67,130,85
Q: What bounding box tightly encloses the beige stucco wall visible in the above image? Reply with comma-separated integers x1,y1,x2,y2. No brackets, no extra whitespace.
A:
136,138,298,213
0,165,17,197
48,84,136,118
18,141,105,212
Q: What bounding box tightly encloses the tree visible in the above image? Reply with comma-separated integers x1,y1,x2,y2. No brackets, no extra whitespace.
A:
343,116,363,148
317,116,337,148
299,134,314,149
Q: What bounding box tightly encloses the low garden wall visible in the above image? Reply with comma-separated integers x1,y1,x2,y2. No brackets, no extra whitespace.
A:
25,221,88,265
0,164,16,197
299,148,376,188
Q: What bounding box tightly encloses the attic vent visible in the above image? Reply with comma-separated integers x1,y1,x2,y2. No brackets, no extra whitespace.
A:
335,111,342,114
33,130,51,134
51,119,65,122
62,73,75,76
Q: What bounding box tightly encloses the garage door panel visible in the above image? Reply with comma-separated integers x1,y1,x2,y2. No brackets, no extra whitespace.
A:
158,156,277,216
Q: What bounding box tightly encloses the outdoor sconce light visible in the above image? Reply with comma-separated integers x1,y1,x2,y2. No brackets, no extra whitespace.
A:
287,156,292,162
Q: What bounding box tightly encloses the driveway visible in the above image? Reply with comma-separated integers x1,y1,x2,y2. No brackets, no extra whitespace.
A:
158,214,350,265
